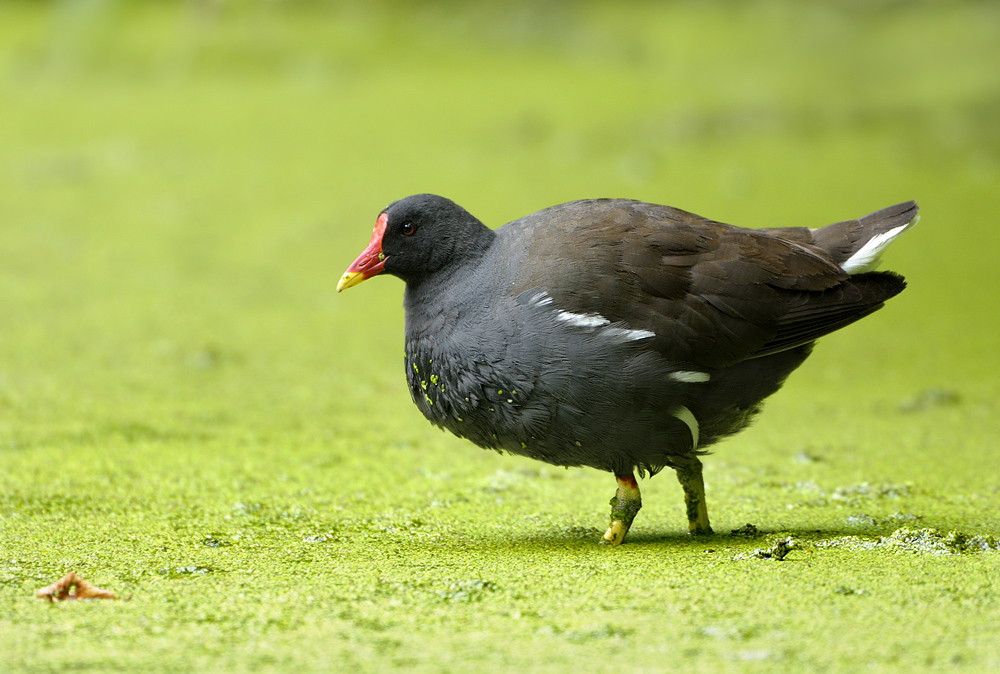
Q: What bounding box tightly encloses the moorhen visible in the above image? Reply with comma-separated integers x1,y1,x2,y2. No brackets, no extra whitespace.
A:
338,195,917,545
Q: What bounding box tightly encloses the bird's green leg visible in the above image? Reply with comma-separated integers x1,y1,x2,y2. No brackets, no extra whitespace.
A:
601,473,642,546
676,459,713,535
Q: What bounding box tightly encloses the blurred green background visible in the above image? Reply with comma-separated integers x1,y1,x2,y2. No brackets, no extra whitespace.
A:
2,1,999,672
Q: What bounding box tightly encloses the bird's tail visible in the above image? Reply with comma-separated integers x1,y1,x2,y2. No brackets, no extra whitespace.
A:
811,201,919,273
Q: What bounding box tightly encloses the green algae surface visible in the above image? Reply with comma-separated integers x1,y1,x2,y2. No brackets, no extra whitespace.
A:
2,2,1000,672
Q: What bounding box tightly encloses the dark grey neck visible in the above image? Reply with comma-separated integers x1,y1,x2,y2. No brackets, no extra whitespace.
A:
402,228,506,341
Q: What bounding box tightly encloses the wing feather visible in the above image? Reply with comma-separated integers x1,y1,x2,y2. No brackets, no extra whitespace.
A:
511,199,905,370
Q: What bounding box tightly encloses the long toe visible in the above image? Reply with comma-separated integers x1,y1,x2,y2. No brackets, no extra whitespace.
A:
601,520,631,546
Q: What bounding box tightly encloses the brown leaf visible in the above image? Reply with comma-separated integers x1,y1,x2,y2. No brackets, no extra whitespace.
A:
36,572,117,602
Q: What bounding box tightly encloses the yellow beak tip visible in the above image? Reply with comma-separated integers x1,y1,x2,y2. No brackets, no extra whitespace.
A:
337,271,364,293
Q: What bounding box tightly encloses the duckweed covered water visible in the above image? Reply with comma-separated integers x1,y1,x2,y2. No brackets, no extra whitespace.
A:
2,2,999,672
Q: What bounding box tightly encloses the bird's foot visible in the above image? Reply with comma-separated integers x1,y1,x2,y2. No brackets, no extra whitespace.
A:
676,460,713,536
601,519,631,546
688,521,714,536
600,473,641,546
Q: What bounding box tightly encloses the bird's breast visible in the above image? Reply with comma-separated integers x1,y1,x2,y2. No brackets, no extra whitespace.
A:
401,287,705,472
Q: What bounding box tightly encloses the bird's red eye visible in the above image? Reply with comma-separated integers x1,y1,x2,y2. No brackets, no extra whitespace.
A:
401,223,417,236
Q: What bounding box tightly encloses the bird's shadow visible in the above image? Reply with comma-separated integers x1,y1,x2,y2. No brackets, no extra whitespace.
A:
498,522,926,554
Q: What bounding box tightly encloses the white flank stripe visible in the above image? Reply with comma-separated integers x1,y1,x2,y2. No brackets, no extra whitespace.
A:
541,296,654,341
556,310,610,328
841,216,918,273
602,326,655,341
671,405,700,450
670,370,710,383
530,291,554,307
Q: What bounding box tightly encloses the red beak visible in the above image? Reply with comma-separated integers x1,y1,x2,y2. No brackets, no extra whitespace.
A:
338,212,388,292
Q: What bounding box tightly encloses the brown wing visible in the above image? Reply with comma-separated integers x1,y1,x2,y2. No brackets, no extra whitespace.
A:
512,199,902,370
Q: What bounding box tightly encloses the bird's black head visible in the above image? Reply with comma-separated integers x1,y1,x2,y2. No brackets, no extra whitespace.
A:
338,194,494,291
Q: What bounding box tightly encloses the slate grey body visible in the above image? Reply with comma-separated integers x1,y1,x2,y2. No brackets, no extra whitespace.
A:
395,197,913,478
